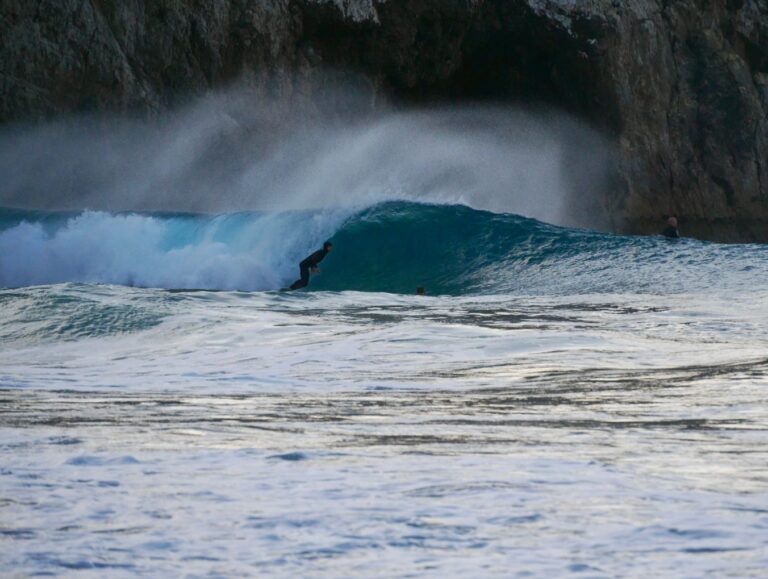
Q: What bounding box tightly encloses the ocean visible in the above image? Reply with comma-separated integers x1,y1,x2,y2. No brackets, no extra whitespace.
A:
1,201,767,576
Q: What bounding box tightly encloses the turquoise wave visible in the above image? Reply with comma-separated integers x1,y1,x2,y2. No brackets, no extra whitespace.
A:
311,203,767,295
1,202,766,295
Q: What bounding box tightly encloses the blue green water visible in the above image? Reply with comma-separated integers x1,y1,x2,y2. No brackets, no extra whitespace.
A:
1,201,767,577
2,202,766,296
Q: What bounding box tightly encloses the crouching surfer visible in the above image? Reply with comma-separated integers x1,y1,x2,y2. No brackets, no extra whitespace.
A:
288,241,333,290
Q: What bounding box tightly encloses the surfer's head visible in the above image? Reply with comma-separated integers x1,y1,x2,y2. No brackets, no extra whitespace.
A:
323,241,333,252
667,216,678,227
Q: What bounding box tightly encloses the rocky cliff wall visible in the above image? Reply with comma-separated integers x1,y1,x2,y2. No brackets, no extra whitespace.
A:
1,0,766,240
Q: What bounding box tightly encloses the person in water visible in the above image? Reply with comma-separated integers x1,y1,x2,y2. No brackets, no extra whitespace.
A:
289,241,333,290
662,216,680,238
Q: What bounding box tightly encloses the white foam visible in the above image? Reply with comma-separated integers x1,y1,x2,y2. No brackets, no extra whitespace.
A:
0,209,346,290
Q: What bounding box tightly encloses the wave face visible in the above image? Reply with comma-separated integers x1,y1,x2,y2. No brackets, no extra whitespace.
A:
1,202,766,295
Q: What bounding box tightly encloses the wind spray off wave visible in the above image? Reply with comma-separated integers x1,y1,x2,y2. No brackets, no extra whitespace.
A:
0,92,614,229
0,92,623,293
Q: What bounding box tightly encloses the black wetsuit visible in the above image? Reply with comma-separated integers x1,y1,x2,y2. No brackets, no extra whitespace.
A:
289,248,329,290
662,226,679,239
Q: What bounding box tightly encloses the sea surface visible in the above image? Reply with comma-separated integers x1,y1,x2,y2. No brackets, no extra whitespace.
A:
1,202,767,577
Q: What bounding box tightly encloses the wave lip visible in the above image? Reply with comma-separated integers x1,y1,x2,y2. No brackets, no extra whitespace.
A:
1,202,767,295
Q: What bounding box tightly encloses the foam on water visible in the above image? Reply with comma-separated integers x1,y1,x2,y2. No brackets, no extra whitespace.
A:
1,286,767,576
0,207,348,290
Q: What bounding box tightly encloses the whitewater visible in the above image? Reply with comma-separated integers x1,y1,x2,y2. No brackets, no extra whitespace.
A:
1,100,767,577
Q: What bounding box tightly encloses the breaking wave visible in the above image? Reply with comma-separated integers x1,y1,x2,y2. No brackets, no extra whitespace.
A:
2,202,766,295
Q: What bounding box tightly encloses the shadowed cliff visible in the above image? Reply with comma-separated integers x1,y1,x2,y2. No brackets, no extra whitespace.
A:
1,0,766,241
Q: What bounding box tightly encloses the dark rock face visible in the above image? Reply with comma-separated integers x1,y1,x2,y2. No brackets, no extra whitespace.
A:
1,0,766,240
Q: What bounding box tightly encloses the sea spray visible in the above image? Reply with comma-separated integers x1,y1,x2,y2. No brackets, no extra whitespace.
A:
0,88,614,229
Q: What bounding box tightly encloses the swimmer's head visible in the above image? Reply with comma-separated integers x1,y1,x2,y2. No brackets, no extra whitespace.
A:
667,216,678,227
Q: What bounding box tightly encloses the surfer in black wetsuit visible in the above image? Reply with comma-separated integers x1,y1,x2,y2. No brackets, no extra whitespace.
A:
289,241,333,290
662,216,680,239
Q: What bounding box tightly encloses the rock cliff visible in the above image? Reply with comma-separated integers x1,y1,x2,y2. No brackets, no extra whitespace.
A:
1,0,766,240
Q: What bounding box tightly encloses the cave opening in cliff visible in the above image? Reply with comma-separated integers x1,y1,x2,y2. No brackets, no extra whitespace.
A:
373,5,619,134
296,0,619,133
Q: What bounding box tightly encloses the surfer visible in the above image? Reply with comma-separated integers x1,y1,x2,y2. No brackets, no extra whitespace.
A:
662,216,680,239
288,241,333,290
